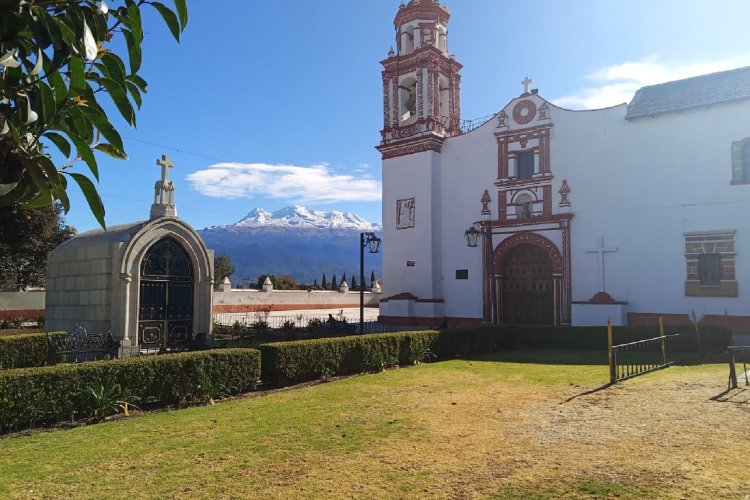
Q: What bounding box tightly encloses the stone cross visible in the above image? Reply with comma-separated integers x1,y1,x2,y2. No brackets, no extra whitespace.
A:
150,154,177,219
157,154,174,184
522,76,532,94
585,237,618,292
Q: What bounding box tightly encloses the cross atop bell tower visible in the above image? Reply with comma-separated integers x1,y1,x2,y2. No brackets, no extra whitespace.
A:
377,0,462,159
150,154,177,219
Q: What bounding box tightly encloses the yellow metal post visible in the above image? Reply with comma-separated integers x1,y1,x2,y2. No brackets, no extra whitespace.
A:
659,316,666,365
608,318,615,383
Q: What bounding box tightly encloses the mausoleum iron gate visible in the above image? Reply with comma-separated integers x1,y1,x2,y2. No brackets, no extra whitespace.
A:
138,237,194,350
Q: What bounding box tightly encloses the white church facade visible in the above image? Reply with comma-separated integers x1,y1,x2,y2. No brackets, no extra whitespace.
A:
377,0,750,333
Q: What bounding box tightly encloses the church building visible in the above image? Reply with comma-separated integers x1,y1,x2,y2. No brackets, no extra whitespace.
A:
377,0,750,333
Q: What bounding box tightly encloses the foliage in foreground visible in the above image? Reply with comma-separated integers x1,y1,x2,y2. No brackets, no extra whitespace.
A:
0,348,260,433
0,0,187,226
0,331,66,369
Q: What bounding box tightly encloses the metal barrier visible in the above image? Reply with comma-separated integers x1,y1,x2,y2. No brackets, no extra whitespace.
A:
727,346,750,389
607,319,678,383
47,323,119,363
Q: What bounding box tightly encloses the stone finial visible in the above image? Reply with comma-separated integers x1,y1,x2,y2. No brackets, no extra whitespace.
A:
339,280,349,293
150,154,177,219
262,276,273,292
219,276,232,292
372,281,382,293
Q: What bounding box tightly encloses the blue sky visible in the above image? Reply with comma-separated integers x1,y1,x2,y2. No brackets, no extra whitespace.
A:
61,0,750,232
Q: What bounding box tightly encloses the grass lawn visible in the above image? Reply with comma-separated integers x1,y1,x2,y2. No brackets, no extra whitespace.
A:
0,350,747,499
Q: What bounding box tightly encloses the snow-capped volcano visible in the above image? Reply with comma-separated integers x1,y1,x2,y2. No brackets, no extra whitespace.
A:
230,205,381,231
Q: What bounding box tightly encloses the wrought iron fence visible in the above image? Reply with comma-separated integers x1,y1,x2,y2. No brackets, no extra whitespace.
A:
460,113,495,134
47,323,119,363
212,312,379,330
609,334,679,383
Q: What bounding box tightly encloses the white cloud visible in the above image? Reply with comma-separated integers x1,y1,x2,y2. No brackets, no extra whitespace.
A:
554,56,750,110
186,162,382,203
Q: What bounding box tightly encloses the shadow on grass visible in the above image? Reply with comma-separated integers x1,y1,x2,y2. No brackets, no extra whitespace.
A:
710,387,750,404
466,349,609,366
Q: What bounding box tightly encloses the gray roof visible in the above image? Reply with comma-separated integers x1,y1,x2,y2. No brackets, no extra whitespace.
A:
54,220,148,250
626,66,750,119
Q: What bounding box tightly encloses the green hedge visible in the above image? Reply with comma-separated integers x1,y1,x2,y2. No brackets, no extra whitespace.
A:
259,328,514,386
0,348,260,433
259,324,731,387
0,331,67,369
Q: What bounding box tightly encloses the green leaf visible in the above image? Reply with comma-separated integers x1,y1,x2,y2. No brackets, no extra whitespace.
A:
125,81,142,109
66,131,99,180
100,77,135,126
47,65,68,106
150,2,181,41
95,143,128,159
69,173,106,229
123,30,142,74
79,106,125,154
67,106,94,143
173,0,188,29
101,53,127,90
70,55,85,94
45,132,72,158
35,154,63,188
39,80,56,125
23,159,54,208
126,0,143,43
128,74,148,93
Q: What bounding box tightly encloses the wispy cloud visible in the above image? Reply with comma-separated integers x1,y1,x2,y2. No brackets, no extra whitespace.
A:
554,56,750,109
186,162,382,203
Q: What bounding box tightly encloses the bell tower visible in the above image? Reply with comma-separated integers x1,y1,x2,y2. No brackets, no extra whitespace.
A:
377,0,462,159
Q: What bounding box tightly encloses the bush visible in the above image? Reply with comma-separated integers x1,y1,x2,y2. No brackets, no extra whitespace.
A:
0,348,261,433
258,324,731,387
0,332,67,369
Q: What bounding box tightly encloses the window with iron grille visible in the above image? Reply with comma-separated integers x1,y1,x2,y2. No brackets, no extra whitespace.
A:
698,253,721,284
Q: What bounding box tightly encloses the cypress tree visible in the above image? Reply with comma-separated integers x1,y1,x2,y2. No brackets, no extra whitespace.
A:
331,274,338,290
351,275,357,289
342,273,347,285
322,273,327,290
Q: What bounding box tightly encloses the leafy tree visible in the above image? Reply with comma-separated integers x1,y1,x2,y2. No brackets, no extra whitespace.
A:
321,273,327,290
0,0,187,227
213,253,235,289
256,274,298,291
0,203,75,287
331,274,337,290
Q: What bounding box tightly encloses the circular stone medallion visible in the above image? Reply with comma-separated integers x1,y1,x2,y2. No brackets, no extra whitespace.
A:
513,99,537,125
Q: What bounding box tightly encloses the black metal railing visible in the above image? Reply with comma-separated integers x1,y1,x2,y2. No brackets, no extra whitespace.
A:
460,114,495,134
47,323,119,363
727,346,750,389
610,334,679,383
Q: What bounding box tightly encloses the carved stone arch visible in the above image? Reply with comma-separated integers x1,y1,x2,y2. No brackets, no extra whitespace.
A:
114,218,214,347
487,232,565,325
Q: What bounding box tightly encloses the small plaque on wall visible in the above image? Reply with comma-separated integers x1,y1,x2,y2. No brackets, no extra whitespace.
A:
396,198,415,229
455,269,468,280
406,261,416,267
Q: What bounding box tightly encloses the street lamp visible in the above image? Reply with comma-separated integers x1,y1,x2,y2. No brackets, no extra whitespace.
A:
360,231,381,333
464,207,497,324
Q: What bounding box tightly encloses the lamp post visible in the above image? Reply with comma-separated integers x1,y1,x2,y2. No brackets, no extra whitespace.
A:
360,232,381,333
465,208,497,324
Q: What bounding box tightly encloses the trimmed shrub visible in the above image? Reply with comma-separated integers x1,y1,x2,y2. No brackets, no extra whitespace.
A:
258,324,731,387
0,348,260,433
0,332,67,369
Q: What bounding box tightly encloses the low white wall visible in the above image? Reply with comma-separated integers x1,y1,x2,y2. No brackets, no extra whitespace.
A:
0,289,46,319
213,288,380,313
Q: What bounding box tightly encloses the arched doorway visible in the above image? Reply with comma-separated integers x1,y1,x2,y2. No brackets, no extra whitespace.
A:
499,244,554,325
138,237,194,350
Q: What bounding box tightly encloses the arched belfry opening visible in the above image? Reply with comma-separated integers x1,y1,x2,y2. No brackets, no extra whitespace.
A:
138,237,195,350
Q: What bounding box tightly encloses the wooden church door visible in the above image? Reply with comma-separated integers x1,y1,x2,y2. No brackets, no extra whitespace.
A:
138,238,194,350
500,244,554,325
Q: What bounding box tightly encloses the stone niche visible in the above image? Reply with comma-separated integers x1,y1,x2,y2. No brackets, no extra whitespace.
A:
45,155,214,354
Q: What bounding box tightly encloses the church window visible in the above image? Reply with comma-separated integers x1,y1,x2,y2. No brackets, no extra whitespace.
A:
698,254,721,285
684,230,737,297
731,138,750,183
517,151,534,179
399,77,418,123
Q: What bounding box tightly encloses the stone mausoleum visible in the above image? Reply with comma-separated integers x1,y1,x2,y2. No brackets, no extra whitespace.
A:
45,155,214,353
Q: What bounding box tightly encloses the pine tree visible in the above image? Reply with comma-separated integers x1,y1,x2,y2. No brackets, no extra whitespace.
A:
351,275,357,290
342,273,347,285
331,274,338,290
322,273,328,290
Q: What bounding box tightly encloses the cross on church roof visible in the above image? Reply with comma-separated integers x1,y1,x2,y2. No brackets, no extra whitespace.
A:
156,154,174,184
522,76,532,94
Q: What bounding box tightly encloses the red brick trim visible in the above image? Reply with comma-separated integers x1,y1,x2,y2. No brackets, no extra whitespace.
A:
0,309,44,320
394,1,450,28
378,315,481,327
